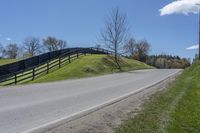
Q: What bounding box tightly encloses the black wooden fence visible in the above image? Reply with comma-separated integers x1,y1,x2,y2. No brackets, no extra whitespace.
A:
0,47,113,85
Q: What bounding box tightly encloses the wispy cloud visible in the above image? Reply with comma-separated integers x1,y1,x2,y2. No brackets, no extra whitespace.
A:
6,38,11,41
186,44,199,50
160,0,200,16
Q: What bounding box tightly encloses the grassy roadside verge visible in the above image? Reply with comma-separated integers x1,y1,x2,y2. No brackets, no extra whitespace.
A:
116,61,200,133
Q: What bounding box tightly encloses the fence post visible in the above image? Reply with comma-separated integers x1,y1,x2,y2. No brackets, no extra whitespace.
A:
69,55,71,63
38,56,40,64
32,68,35,80
23,60,26,69
77,53,79,58
59,57,61,68
14,74,17,84
47,62,49,74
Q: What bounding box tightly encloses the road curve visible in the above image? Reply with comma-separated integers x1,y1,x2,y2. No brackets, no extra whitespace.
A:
0,69,181,133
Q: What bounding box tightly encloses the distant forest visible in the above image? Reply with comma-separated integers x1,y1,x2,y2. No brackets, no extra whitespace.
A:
145,55,190,69
123,38,191,69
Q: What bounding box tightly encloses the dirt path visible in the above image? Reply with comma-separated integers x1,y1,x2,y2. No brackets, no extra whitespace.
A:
45,72,181,133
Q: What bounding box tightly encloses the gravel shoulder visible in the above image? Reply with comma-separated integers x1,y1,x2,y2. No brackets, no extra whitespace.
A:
45,71,182,133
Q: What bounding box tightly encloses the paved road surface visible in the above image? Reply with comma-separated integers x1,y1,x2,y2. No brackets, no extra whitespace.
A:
0,69,181,133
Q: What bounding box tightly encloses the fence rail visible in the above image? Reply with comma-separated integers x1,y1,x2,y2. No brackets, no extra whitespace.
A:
0,47,114,85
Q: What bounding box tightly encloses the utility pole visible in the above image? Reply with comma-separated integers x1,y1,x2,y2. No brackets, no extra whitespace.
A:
199,7,200,60
196,3,200,60
199,9,200,59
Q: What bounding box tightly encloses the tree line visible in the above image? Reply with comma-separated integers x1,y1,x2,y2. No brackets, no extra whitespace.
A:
0,36,67,59
122,37,190,68
146,55,190,69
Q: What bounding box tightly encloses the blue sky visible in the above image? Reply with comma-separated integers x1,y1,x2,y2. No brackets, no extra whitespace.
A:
0,0,199,59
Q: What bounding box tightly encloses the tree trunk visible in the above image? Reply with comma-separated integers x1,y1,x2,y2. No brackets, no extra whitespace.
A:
115,52,121,70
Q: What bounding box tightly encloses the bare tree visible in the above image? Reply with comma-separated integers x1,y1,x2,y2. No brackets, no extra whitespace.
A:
101,7,128,69
124,38,136,56
133,39,150,62
43,36,67,52
23,37,41,57
5,43,19,59
57,40,67,49
43,37,57,52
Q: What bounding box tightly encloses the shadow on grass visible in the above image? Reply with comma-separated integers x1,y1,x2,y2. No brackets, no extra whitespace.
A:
101,55,132,72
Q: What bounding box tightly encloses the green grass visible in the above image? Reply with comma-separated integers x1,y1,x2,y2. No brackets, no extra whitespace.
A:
116,61,200,133
0,58,19,66
30,54,152,83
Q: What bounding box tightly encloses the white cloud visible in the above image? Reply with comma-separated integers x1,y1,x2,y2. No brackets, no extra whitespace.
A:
160,0,200,16
6,38,11,41
186,44,199,50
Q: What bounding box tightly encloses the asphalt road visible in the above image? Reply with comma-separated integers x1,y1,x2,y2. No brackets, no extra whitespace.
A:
0,69,181,133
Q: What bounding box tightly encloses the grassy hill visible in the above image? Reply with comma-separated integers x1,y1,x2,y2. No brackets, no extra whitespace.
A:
116,61,200,133
0,58,19,66
30,54,152,83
